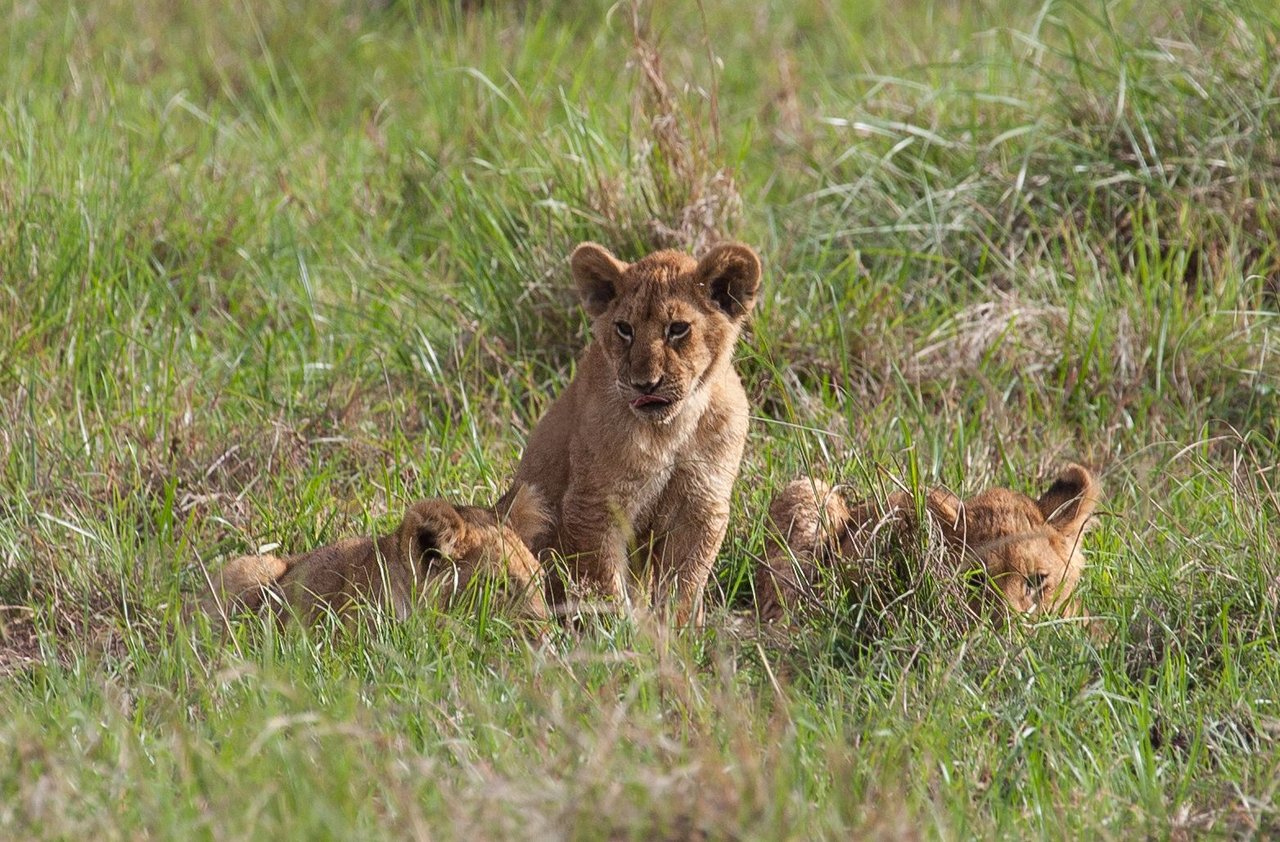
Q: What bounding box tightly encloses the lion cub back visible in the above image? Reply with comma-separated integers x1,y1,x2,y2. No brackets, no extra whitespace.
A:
755,478,909,622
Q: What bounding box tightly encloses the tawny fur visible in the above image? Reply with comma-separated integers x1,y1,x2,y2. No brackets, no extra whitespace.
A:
755,478,847,621
201,485,550,629
497,241,762,625
755,478,912,621
756,465,1101,622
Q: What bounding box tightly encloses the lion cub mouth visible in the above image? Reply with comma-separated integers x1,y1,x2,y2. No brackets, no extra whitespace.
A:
630,394,674,413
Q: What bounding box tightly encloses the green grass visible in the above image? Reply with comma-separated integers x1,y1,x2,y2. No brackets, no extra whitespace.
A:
2,0,1279,837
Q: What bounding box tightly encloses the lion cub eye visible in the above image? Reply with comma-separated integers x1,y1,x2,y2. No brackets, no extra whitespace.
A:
666,321,690,341
614,321,633,342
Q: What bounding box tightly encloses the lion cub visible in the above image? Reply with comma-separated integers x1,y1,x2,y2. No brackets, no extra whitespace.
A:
756,465,1101,622
499,241,763,624
203,486,549,628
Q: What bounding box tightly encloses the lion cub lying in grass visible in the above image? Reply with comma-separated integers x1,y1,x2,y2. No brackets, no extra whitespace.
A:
202,485,549,629
756,465,1101,623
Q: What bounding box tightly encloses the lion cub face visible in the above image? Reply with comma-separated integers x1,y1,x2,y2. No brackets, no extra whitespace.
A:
927,465,1101,616
570,242,761,423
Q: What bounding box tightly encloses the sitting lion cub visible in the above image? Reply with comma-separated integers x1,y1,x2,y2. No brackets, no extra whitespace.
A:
756,465,1101,622
202,485,549,628
498,241,763,624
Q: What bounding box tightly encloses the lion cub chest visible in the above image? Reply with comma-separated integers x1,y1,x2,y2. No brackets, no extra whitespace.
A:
598,383,712,523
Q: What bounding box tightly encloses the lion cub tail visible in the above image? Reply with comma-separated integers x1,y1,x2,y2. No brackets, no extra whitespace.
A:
755,477,852,622
500,483,551,546
199,553,289,621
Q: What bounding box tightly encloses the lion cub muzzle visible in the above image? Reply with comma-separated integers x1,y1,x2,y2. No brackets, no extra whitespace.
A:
624,374,675,415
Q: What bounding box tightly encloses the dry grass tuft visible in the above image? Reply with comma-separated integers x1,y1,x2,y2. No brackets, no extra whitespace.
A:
912,292,1068,383
624,1,742,255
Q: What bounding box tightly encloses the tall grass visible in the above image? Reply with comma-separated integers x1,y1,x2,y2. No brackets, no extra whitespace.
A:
2,0,1278,837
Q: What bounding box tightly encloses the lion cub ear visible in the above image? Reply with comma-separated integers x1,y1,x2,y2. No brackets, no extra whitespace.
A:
400,500,467,572
571,242,629,317
1037,464,1100,537
697,243,762,320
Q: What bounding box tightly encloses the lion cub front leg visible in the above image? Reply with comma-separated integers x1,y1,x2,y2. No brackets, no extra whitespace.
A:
561,486,633,608
648,485,733,626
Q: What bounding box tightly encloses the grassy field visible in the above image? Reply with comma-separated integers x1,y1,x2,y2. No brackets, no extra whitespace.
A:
3,0,1279,837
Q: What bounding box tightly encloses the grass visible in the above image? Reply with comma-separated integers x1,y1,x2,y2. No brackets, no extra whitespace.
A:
2,0,1279,837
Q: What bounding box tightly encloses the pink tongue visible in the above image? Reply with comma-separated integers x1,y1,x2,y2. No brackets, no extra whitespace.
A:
631,395,670,408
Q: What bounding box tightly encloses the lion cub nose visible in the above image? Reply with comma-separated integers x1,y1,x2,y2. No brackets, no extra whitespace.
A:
631,377,664,394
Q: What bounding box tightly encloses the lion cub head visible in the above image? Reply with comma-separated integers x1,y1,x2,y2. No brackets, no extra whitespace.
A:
401,493,550,620
570,241,761,423
926,465,1101,616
